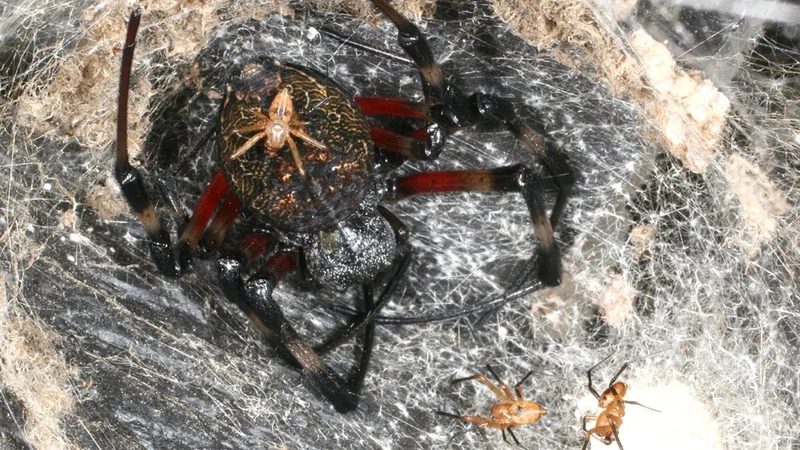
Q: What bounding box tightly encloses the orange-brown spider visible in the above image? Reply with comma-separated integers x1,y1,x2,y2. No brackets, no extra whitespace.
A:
439,365,547,446
227,83,326,175
581,356,658,450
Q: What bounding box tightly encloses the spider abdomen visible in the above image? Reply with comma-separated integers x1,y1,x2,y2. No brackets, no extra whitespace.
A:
220,61,374,233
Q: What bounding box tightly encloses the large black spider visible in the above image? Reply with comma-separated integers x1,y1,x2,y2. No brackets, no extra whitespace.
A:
115,0,574,413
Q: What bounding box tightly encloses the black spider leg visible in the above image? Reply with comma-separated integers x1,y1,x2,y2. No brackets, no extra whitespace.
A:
580,415,624,450
351,284,375,393
505,428,522,447
514,371,535,400
332,164,560,327
154,88,229,236
608,361,660,413
332,264,543,325
611,423,624,450
115,9,181,277
370,0,467,121
372,0,575,226
315,206,412,352
318,26,413,65
217,237,365,413
580,416,596,450
470,93,575,226
587,353,616,398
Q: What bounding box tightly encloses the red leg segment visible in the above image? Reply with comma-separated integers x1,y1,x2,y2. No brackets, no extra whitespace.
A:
354,97,432,121
177,169,230,267
389,165,561,286
200,193,243,253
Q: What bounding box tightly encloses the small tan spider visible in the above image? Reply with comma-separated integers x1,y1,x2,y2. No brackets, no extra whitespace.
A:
439,365,547,446
227,80,326,175
581,356,659,450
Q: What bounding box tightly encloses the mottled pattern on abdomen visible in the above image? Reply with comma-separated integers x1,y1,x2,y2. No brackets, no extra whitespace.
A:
220,62,373,233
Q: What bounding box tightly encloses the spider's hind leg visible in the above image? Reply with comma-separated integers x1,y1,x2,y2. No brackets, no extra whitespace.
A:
388,164,562,286
315,205,412,352
217,233,365,413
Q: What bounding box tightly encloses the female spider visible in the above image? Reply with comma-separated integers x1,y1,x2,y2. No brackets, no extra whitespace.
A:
439,365,547,446
115,0,574,413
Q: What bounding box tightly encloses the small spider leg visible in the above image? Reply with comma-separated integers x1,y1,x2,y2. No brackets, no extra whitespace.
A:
285,136,306,176
611,422,624,450
452,372,511,403
316,207,412,353
608,362,631,387
581,415,598,450
514,371,535,401
436,410,462,421
227,129,270,160
506,427,523,447
217,234,363,413
485,365,516,401
115,9,180,277
388,165,561,286
622,400,660,412
587,354,615,399
288,125,327,149
440,411,509,431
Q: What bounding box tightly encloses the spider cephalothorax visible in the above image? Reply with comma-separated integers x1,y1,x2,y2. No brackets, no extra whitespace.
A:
114,0,574,413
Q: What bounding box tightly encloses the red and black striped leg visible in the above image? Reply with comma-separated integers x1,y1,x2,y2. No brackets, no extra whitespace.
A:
115,9,180,277
175,169,230,268
354,97,433,120
389,165,561,286
469,93,575,226
198,192,243,253
370,0,474,126
368,124,444,160
354,97,446,160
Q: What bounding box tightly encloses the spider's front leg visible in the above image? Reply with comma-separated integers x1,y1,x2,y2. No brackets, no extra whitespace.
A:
115,9,180,277
116,10,240,277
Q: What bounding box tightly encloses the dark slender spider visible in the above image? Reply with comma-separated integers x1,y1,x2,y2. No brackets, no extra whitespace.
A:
114,0,574,412
581,355,659,449
439,365,547,447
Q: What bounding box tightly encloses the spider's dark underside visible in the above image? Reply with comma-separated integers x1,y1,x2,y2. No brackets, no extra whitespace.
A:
115,0,574,413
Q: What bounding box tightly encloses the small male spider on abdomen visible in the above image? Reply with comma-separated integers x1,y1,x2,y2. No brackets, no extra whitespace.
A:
115,0,575,413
